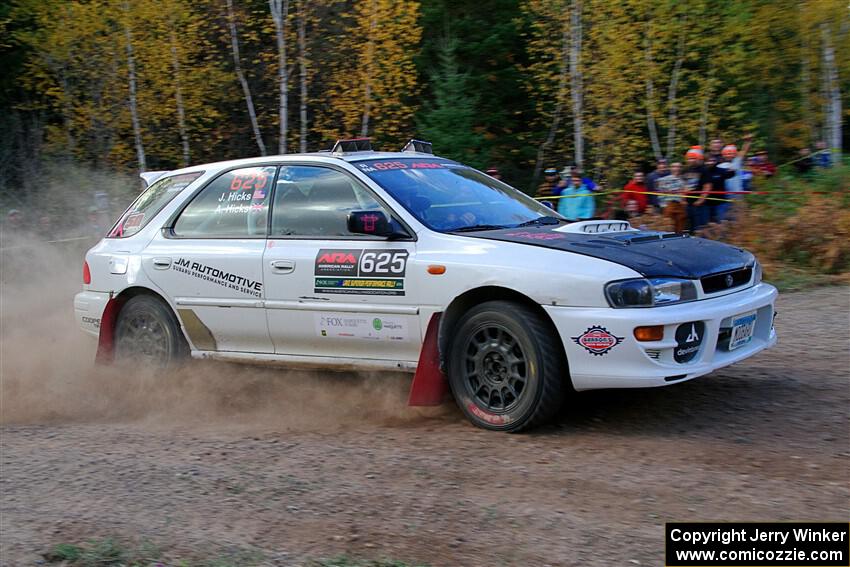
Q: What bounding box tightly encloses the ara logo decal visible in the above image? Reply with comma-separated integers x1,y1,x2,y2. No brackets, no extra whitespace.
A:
572,326,624,356
314,249,362,276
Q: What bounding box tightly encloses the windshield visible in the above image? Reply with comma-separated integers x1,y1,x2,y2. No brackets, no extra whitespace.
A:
108,172,202,238
354,159,562,232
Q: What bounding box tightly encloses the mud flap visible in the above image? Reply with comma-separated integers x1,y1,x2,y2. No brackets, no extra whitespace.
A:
94,296,123,364
407,313,448,406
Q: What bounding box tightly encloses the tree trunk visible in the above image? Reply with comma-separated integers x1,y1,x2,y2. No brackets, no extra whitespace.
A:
360,0,378,137
822,23,842,157
122,1,146,174
644,24,662,161
665,26,685,159
226,0,266,156
169,27,191,167
570,0,583,168
531,23,569,189
270,0,290,154
298,0,308,152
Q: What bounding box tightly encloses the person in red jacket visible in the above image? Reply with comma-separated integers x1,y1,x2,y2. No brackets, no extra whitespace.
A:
618,171,649,217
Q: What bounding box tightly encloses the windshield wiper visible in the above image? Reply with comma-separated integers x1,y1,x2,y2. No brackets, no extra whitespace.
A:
514,216,562,228
450,224,508,233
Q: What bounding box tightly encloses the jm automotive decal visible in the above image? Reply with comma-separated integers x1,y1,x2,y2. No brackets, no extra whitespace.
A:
314,249,408,296
172,258,263,298
572,325,624,356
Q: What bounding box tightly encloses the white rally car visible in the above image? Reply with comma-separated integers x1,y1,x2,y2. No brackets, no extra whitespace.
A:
75,139,777,431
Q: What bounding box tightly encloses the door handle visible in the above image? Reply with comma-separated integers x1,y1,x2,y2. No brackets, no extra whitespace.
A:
152,257,172,269
270,259,295,274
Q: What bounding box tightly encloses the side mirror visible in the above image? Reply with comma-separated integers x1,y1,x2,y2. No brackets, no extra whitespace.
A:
348,210,408,239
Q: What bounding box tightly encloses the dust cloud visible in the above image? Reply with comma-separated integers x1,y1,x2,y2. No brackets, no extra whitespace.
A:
0,234,452,433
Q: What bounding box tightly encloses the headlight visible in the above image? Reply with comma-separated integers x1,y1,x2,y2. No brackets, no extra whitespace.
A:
605,278,698,308
753,261,762,285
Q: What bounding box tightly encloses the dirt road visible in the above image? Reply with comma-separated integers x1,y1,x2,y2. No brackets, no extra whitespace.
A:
1,286,848,566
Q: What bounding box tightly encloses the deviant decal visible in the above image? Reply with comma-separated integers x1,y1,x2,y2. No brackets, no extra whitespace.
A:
172,258,263,297
571,325,624,356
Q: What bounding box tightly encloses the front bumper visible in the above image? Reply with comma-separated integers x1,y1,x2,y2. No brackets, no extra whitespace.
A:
74,290,112,338
544,283,778,390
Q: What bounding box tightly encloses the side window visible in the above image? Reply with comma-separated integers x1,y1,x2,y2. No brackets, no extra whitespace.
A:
173,166,275,238
270,166,390,237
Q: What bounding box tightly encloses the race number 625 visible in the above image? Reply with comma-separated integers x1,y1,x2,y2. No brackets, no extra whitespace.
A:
360,250,408,276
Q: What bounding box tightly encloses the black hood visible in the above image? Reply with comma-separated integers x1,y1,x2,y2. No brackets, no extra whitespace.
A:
464,226,754,279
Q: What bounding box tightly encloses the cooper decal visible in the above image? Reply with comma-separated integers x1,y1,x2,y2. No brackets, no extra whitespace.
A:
172,258,263,297
81,316,101,329
572,325,624,356
314,249,408,295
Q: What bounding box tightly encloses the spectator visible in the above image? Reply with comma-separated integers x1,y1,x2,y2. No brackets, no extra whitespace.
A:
554,170,595,221
683,146,708,232
814,140,832,168
708,138,724,162
645,158,670,210
794,147,814,174
485,167,503,180
536,167,560,208
560,166,597,192
717,133,753,220
618,170,649,217
699,154,735,226
742,158,755,191
656,162,687,233
752,150,776,178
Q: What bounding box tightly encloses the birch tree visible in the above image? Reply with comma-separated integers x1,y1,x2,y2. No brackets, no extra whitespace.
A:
226,0,266,156
569,0,583,168
169,25,190,166
269,0,290,154
821,22,842,156
666,26,686,159
644,23,662,161
121,1,146,173
297,0,309,152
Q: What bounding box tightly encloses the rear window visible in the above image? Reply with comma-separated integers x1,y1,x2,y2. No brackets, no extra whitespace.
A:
108,172,202,238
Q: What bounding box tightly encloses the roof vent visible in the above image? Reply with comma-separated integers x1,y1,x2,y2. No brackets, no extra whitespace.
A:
331,138,373,154
401,139,433,154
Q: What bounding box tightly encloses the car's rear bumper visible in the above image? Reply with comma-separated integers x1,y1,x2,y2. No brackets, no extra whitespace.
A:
543,283,778,390
74,290,112,338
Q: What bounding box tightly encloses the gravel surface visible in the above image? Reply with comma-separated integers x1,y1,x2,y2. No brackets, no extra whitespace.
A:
1,286,848,566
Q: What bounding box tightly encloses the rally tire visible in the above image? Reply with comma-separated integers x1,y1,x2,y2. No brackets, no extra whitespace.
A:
114,295,188,368
447,300,566,432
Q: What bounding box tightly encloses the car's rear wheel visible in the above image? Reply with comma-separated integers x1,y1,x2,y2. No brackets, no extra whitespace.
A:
447,300,566,432
114,295,188,368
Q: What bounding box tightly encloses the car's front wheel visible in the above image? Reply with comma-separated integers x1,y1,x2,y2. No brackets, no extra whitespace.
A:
114,295,188,368
447,300,566,432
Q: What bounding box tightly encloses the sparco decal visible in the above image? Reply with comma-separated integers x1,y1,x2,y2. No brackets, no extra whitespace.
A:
171,258,262,297
572,325,624,356
314,249,408,296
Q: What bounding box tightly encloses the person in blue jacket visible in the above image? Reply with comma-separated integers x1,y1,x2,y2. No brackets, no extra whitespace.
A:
554,170,595,221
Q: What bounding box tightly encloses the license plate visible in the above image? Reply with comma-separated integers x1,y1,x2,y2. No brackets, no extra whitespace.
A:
729,311,757,350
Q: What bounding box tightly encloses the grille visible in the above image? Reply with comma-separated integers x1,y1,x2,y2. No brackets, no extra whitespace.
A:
701,267,752,294
645,349,661,360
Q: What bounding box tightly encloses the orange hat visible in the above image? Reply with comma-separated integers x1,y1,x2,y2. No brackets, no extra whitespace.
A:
685,146,704,160
722,144,737,157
